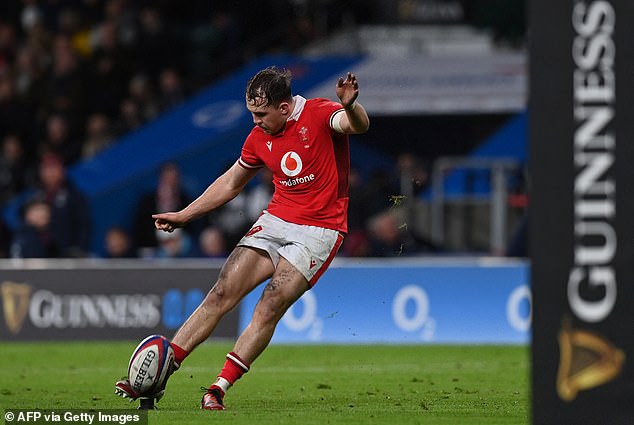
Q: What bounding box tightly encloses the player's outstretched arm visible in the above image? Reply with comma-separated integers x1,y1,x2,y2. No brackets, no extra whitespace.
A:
153,162,258,232
335,72,370,134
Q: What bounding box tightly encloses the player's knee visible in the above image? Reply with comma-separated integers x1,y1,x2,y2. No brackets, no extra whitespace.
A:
252,289,287,326
202,283,234,314
252,303,282,328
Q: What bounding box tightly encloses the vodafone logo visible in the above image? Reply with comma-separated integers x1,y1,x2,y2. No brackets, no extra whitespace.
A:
280,151,303,177
279,151,314,187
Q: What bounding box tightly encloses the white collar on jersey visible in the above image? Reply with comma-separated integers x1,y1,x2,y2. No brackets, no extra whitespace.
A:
286,95,306,121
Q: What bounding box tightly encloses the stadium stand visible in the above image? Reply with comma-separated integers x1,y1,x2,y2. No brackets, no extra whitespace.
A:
0,1,527,258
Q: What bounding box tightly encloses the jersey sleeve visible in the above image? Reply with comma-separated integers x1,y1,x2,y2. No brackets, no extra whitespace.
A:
238,131,264,170
312,98,345,133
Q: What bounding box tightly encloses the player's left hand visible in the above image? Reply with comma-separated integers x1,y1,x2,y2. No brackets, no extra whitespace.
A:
336,72,359,109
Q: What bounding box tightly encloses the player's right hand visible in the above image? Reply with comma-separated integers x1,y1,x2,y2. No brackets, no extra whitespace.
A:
152,212,185,232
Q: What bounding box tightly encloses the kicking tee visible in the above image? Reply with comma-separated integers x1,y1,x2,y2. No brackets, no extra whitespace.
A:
238,96,349,233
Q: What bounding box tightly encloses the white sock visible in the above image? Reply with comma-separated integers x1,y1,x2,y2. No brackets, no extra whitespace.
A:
213,377,231,394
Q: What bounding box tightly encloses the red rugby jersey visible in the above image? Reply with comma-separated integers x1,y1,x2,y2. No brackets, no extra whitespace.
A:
238,96,349,233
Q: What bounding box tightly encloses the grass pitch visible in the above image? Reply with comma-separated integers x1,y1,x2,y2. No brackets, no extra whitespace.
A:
0,342,529,424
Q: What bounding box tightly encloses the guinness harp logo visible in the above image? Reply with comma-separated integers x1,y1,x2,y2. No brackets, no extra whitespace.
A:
556,320,625,402
1,281,32,334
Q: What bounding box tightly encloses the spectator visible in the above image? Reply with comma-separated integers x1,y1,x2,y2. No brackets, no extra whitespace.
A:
39,113,81,165
396,153,430,197
133,162,197,255
153,228,197,258
20,1,50,44
367,209,427,257
185,16,222,87
0,21,17,66
103,0,138,48
113,97,143,137
157,67,186,113
127,73,159,123
367,210,402,257
57,6,82,40
198,226,227,258
44,34,86,129
87,20,129,117
20,1,45,40
81,113,114,159
10,197,58,258
30,152,91,257
13,45,48,115
0,134,35,207
104,226,136,258
135,6,179,80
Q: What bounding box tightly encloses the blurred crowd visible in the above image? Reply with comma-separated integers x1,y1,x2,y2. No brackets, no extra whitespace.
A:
1,0,432,260
0,0,365,200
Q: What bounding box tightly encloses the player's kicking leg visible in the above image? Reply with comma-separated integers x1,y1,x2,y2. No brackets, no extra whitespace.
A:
201,257,310,410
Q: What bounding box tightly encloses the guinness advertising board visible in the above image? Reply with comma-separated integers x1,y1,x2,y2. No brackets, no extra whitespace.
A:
530,0,634,423
0,260,238,341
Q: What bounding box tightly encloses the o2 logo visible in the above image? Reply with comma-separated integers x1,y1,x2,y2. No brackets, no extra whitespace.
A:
162,289,205,329
392,285,436,341
506,285,531,332
281,291,322,340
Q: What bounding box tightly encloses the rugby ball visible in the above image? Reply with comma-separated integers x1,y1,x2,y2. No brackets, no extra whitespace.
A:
128,335,174,396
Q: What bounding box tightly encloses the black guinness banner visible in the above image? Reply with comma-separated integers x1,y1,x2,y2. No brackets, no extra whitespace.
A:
530,0,634,424
0,260,238,341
